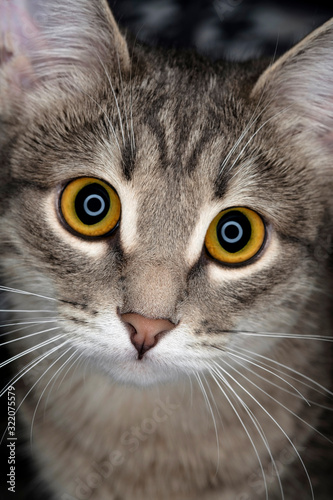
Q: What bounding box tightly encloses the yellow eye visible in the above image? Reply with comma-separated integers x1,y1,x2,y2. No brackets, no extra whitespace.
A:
60,177,121,237
205,207,265,265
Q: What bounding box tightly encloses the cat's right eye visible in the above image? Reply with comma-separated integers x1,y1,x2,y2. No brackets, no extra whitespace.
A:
204,207,266,265
59,177,121,237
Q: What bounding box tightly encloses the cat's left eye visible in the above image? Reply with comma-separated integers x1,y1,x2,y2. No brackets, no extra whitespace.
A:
205,207,266,265
59,177,121,237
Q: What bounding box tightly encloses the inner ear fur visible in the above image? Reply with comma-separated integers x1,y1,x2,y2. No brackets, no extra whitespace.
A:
0,0,130,106
252,18,333,135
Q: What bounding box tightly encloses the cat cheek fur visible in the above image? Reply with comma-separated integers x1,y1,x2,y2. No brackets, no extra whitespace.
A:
1,1,333,500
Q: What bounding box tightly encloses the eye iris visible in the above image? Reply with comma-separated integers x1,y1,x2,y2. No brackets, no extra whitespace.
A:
75,183,110,225
217,211,251,253
60,177,121,238
204,207,266,265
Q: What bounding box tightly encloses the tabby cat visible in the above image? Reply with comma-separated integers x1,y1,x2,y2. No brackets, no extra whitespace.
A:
0,1,332,499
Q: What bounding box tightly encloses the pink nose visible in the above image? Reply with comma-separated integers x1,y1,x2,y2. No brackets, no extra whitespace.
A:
121,313,175,359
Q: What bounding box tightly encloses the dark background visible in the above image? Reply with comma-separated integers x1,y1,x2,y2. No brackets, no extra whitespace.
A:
1,1,333,499
111,0,333,59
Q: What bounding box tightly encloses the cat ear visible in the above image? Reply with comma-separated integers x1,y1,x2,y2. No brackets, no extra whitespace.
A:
252,18,333,156
0,0,130,98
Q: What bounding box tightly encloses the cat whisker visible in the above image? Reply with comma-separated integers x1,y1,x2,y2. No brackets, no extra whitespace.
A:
0,319,58,329
206,328,333,341
0,325,60,348
0,285,59,302
0,333,65,369
235,345,333,397
206,364,271,500
219,60,281,179
194,371,220,475
68,351,88,389
128,26,146,154
0,320,58,339
224,345,332,403
211,361,314,500
77,89,121,153
236,331,333,342
219,101,269,176
224,347,310,404
56,350,85,394
129,38,138,153
186,372,194,408
227,106,291,177
0,341,70,398
0,309,55,313
27,346,74,445
42,348,80,420
220,356,333,445
97,55,126,147
115,50,132,151
0,340,71,446
201,370,223,427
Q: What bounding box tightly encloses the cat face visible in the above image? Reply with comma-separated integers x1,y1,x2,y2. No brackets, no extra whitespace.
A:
0,0,332,390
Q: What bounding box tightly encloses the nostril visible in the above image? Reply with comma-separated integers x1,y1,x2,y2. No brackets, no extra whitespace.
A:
121,313,175,359
124,321,136,338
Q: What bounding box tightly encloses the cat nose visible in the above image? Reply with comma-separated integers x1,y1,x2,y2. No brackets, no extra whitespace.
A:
121,313,175,359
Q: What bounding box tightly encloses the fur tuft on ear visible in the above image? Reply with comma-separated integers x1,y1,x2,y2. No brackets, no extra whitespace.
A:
0,0,130,106
252,18,333,155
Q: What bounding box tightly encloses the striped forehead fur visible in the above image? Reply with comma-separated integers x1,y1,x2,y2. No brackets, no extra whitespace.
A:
0,2,333,500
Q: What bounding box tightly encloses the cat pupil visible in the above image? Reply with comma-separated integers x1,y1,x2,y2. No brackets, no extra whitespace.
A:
84,195,105,216
222,221,243,243
1,1,333,498
75,183,110,225
216,211,252,253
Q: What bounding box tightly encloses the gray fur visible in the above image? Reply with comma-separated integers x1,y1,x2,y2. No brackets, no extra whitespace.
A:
0,1,332,499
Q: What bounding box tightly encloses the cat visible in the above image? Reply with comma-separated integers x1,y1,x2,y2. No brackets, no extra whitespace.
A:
0,0,333,499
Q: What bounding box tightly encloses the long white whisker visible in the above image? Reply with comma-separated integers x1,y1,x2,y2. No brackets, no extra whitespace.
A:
213,361,314,499
0,340,70,445
206,365,270,500
194,371,220,474
115,50,131,148
42,348,79,420
56,349,84,393
0,319,57,328
225,347,309,404
228,106,291,176
0,285,58,302
97,55,126,146
78,88,121,152
220,103,269,175
0,309,55,313
224,346,331,402
0,325,60,347
220,357,332,445
237,331,333,342
0,341,70,397
128,27,144,153
0,320,57,338
236,346,333,397
0,333,64,369
28,346,74,444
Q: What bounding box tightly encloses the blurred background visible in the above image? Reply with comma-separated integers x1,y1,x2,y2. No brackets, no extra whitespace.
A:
111,0,333,60
1,0,333,499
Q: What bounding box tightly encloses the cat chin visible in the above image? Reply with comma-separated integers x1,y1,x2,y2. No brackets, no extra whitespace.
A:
82,348,184,387
100,359,183,388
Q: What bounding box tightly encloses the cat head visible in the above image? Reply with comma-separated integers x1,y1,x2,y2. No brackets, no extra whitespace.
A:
0,0,332,386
